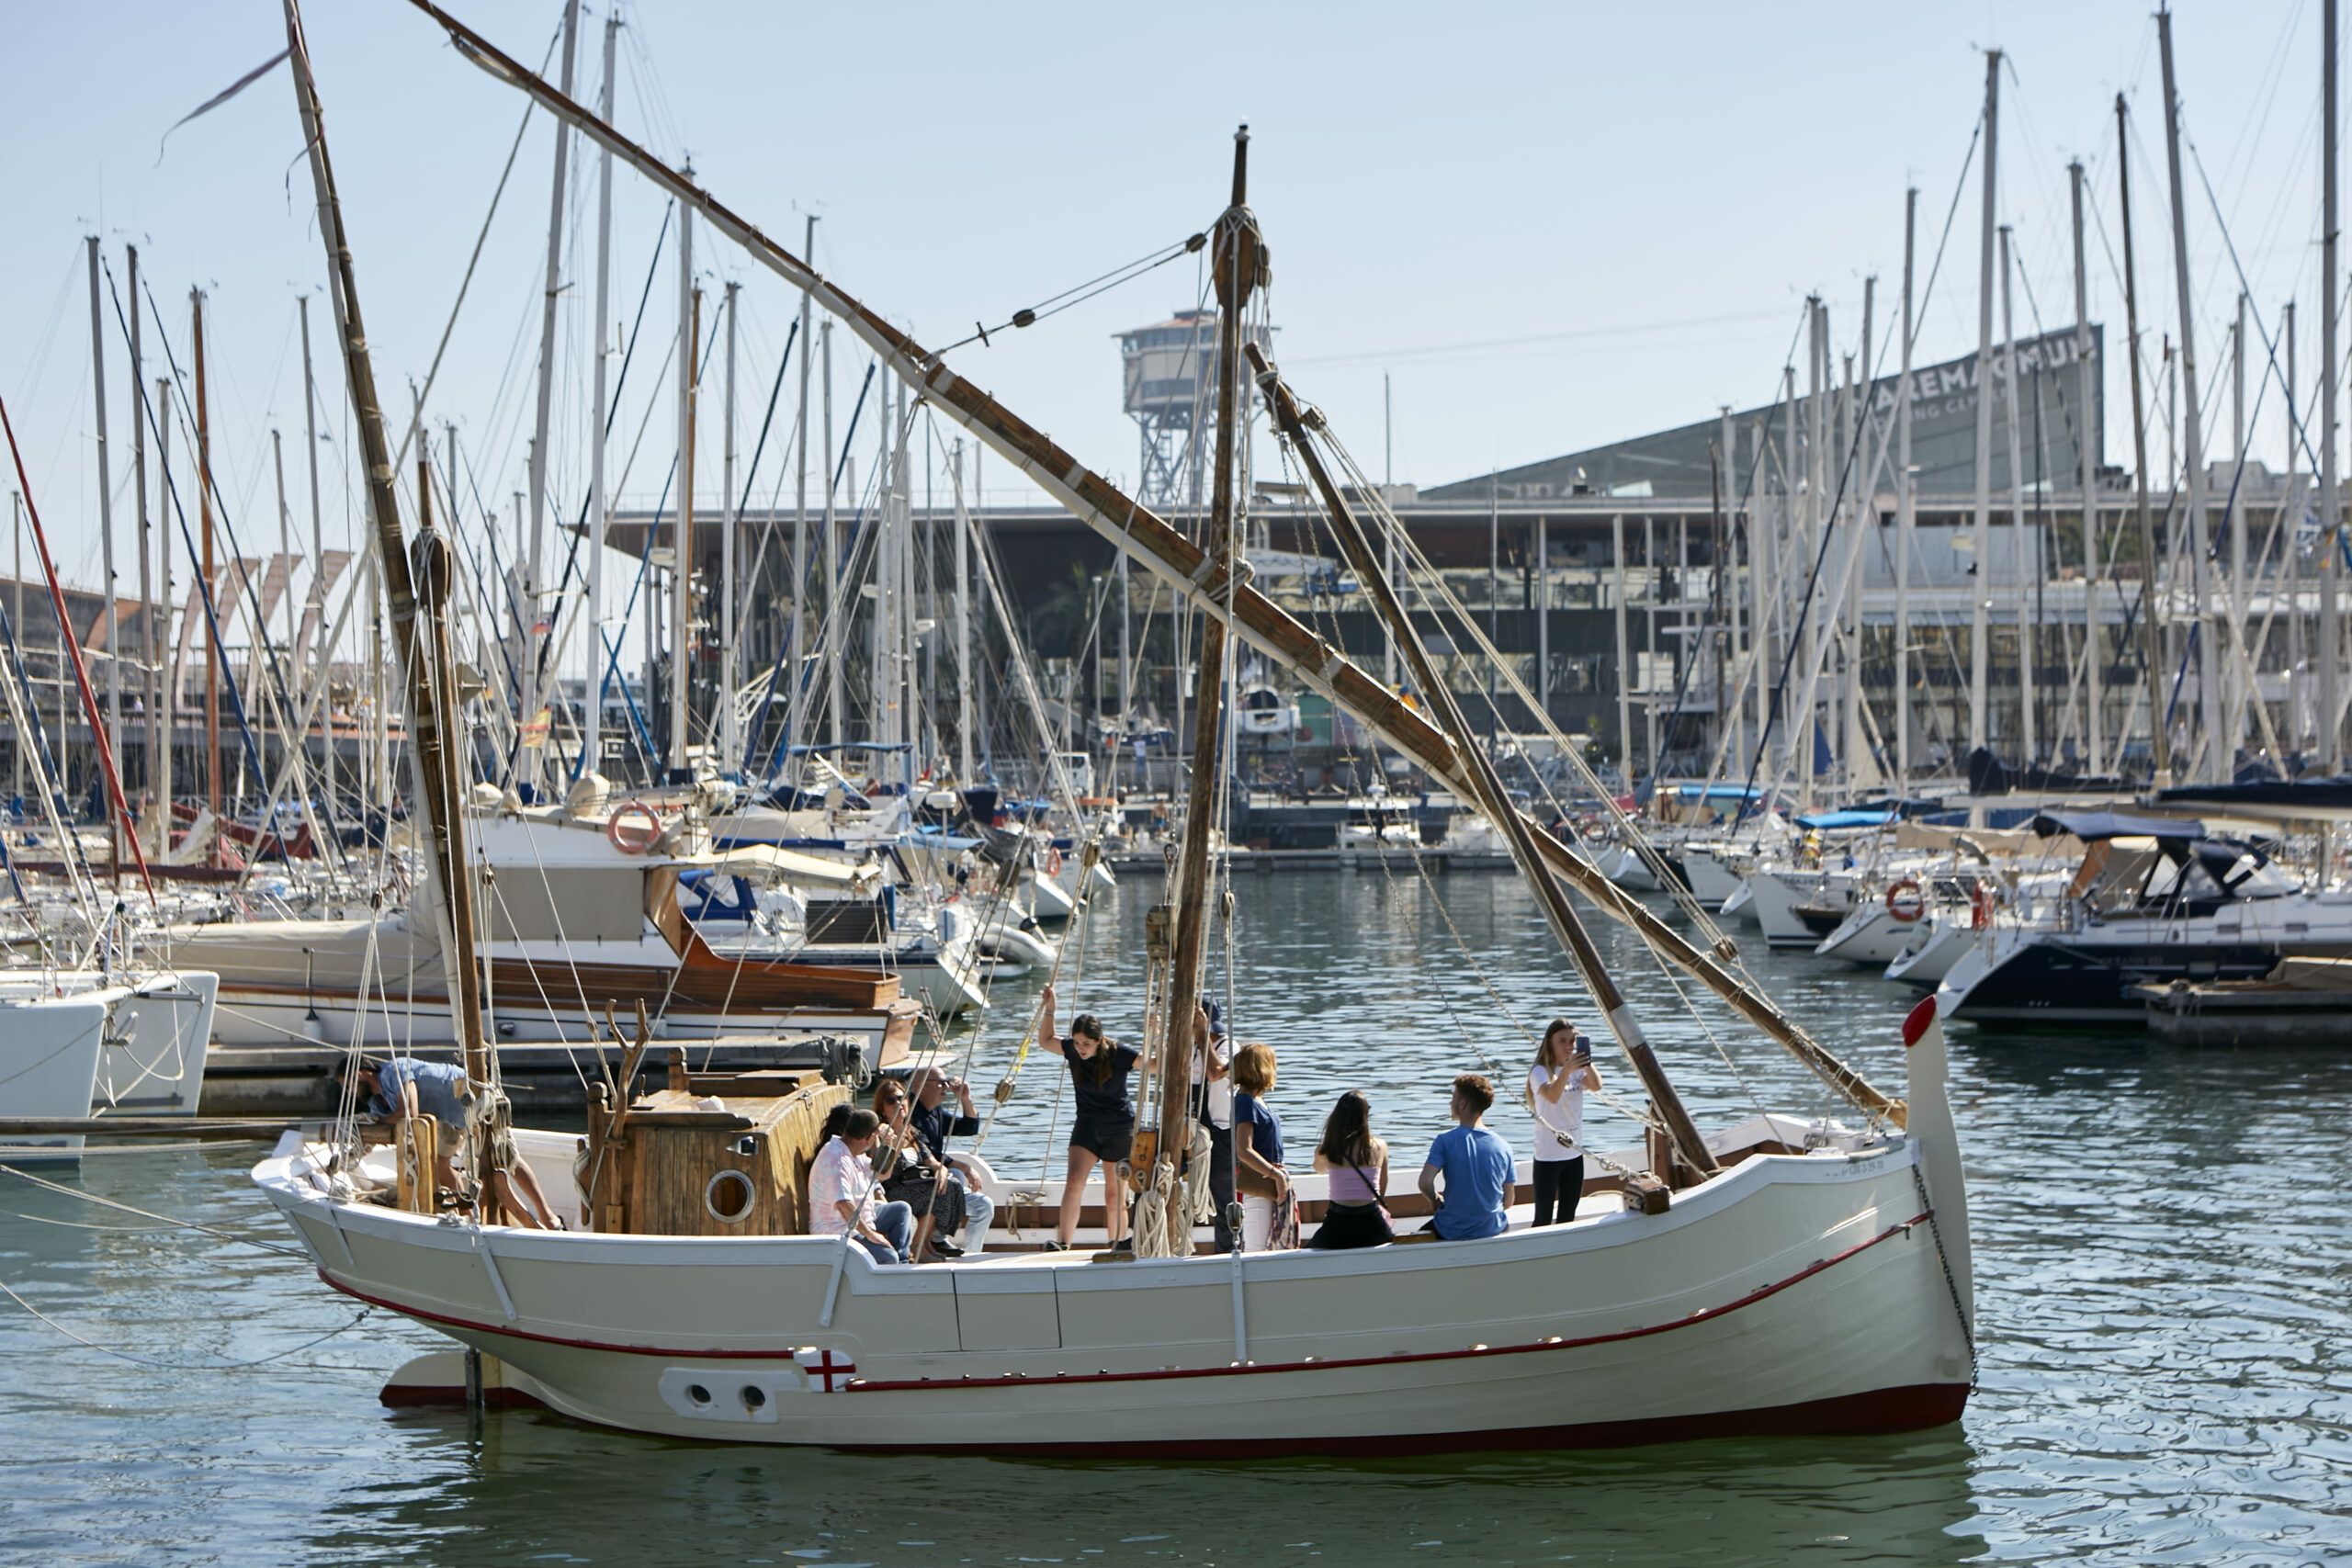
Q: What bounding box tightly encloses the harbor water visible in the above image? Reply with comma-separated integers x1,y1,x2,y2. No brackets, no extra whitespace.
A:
1,868,2346,1565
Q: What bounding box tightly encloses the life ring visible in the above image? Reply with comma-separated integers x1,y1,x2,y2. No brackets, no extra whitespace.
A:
607,801,664,855
1884,878,1925,923
1968,881,1995,931
1045,846,1064,878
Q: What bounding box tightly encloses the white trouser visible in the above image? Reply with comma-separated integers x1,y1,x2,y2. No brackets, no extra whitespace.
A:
1241,1194,1272,1252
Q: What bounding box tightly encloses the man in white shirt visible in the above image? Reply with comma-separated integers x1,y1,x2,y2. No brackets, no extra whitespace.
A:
810,1109,913,1264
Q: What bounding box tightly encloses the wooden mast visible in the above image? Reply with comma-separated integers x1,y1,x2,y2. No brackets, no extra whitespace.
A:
282,0,488,1095
1251,344,1716,1181
1147,126,1258,1188
398,0,1905,1126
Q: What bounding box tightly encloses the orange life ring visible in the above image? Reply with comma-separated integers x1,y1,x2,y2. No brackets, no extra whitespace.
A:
1045,846,1065,877
607,801,664,855
1884,878,1925,923
1968,881,1995,931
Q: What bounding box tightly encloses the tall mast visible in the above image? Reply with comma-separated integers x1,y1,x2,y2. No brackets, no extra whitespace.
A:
192,288,221,831
822,319,842,753
2072,161,2103,775
582,9,617,777
1970,50,1999,773
1896,187,1917,784
672,183,696,776
299,296,327,713
130,246,160,837
1254,344,1716,1179
2002,224,2033,766
2117,94,2170,784
952,439,974,781
787,214,815,773
155,376,175,834
1148,126,1259,1198
2324,0,2343,772
521,0,582,795
720,278,741,769
85,237,121,881
282,0,486,1086
2229,295,2248,757
2158,6,2222,778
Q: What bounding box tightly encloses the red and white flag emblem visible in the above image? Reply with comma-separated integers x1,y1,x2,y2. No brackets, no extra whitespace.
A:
794,1347,858,1393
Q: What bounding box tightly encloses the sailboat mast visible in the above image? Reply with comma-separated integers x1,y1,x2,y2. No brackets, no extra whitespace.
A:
1149,126,1258,1170
520,0,582,796
1969,51,1999,773
282,0,488,1081
2324,0,2343,773
85,237,121,881
2072,162,2103,775
2002,224,2033,766
2158,7,2223,778
721,279,741,770
788,215,815,773
672,193,696,776
582,10,616,777
953,440,974,781
193,288,221,832
130,246,160,839
2116,95,2169,784
1896,187,1917,784
1253,344,1716,1179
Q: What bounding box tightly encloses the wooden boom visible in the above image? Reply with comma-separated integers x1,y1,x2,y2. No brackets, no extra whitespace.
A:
397,0,1904,1127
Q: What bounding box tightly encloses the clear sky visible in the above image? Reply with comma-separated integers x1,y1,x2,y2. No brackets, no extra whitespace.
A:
0,1,2335,652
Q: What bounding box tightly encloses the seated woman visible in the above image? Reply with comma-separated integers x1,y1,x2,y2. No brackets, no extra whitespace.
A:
1309,1090,1392,1249
809,1108,913,1264
1231,1043,1295,1251
870,1079,968,1260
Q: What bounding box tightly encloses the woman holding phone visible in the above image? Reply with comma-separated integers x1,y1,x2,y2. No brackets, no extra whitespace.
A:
1528,1018,1601,1227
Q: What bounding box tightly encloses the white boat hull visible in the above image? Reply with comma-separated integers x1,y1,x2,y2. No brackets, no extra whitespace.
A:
256,1131,1970,1452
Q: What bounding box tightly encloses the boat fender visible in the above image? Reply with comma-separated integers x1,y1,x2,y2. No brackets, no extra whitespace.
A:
1885,878,1925,923
607,802,663,855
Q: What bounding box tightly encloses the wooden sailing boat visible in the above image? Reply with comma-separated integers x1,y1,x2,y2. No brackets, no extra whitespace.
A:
253,0,1974,1452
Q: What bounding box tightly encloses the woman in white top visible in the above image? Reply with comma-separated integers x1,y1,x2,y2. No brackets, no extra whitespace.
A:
1528,1018,1602,1227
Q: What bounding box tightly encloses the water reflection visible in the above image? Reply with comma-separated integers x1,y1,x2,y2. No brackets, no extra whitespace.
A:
307,1412,1988,1567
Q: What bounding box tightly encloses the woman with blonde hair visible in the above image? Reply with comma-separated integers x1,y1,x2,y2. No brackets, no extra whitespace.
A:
1528,1017,1601,1227
1230,1042,1294,1250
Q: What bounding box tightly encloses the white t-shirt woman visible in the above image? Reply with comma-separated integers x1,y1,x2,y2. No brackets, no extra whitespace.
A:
1528,1022,1601,1228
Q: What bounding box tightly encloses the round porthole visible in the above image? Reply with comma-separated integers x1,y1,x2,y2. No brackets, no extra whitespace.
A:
741,1384,767,1412
686,1382,712,1406
705,1169,757,1224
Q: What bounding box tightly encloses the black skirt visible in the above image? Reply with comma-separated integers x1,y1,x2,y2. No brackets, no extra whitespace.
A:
1309,1200,1394,1250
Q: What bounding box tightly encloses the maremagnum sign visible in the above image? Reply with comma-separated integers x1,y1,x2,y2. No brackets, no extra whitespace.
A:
1429,324,2103,503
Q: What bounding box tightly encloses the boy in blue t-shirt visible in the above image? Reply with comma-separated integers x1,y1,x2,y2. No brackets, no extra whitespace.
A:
1418,1073,1515,1241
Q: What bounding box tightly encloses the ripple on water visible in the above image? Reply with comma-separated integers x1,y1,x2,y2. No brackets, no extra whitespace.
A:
0,872,2346,1565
